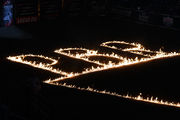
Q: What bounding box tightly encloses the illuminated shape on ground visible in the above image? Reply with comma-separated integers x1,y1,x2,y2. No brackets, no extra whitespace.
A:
100,41,163,57
54,48,126,66
7,54,68,76
7,41,180,108
52,83,180,108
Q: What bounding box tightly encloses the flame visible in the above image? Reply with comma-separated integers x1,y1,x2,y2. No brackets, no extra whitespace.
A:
49,83,180,108
100,41,164,57
7,54,68,76
7,41,180,108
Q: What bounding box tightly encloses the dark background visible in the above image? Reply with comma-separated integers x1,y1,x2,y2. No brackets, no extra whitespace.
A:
1,0,180,119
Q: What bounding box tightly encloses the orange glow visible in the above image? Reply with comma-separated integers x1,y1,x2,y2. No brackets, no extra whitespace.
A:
7,41,180,108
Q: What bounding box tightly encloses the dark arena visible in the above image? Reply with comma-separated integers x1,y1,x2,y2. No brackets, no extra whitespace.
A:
1,0,180,119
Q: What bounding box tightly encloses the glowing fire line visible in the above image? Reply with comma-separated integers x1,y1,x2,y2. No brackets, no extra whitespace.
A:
7,41,180,108
100,41,163,57
51,83,180,108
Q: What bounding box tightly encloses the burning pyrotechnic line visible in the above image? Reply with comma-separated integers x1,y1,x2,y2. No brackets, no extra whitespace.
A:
7,41,180,108
49,83,180,108
100,41,165,57
7,54,69,76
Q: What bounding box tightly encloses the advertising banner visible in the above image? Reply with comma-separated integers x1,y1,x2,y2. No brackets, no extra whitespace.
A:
87,0,108,17
163,16,174,27
40,0,61,20
14,0,38,24
65,0,82,17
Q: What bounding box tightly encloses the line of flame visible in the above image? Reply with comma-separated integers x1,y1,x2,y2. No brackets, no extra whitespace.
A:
100,41,163,57
7,54,69,76
7,41,180,108
50,42,179,82
48,83,180,108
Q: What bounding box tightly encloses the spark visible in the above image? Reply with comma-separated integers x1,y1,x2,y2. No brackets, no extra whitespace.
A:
7,41,180,108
